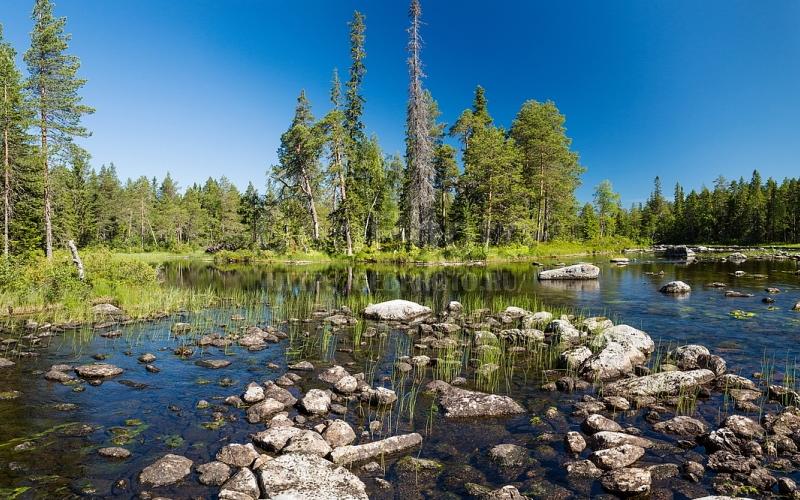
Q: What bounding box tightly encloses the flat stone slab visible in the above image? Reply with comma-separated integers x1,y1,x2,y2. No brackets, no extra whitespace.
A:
74,363,123,379
603,369,716,398
330,433,422,465
363,300,432,322
538,264,600,280
139,453,193,488
258,453,367,499
195,359,231,369
436,384,526,418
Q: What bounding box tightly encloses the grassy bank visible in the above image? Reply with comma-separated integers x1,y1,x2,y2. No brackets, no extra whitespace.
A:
212,237,644,265
0,249,218,325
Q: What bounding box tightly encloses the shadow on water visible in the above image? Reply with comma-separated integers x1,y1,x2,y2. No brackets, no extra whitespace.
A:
0,255,797,498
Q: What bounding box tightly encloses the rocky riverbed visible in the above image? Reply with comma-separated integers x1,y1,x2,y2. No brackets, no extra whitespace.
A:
0,257,799,498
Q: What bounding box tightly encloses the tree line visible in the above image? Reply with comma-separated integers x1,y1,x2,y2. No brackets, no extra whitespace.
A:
2,0,798,260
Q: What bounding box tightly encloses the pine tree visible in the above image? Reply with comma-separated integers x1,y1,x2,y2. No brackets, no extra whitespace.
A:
432,144,458,244
275,91,324,242
25,0,94,258
404,0,435,246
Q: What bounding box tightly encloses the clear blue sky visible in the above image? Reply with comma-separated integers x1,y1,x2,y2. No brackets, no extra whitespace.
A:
3,0,799,205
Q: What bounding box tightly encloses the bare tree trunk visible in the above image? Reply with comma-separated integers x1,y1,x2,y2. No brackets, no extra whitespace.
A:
405,0,435,247
67,239,84,280
298,165,320,241
484,182,492,251
338,170,353,256
41,85,53,259
3,83,9,258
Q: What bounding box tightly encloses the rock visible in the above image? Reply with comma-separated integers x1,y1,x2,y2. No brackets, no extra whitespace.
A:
722,415,764,440
669,345,710,370
323,420,356,448
523,311,553,328
488,443,529,467
288,360,314,371
139,454,193,487
98,447,131,459
582,414,623,434
297,389,331,415
538,263,600,280
216,443,260,468
579,342,644,381
664,245,695,260
717,373,758,391
603,396,631,411
363,300,432,322
683,460,705,482
593,324,655,355
361,386,398,406
283,430,333,456
435,384,525,418
251,426,303,452
660,281,691,294
728,252,748,263
263,381,297,406
221,467,260,499
581,316,614,334
793,301,800,311
92,303,123,316
589,444,645,470
196,359,231,369
600,467,651,495
45,370,74,382
697,353,727,376
446,301,463,315
330,433,423,466
725,290,753,298
565,432,586,454
590,431,653,450
707,450,755,473
171,322,191,334
258,453,367,499
197,461,232,486
74,363,123,379
242,383,265,404
653,416,707,436
319,365,349,384
545,319,584,344
246,398,285,423
565,459,603,478
0,358,15,369
603,369,716,397
334,375,358,393
701,428,745,454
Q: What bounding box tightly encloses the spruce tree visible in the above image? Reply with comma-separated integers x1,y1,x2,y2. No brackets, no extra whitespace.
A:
24,0,94,258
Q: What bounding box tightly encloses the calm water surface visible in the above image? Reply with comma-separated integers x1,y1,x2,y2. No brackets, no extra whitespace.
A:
0,255,798,498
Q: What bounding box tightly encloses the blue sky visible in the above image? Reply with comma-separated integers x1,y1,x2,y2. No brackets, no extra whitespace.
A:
3,0,799,205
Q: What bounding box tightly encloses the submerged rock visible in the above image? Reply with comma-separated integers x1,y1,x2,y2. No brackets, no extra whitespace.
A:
433,383,525,418
0,357,15,368
258,452,367,499
139,453,193,487
98,447,131,459
488,443,529,467
363,299,432,322
330,432,423,465
196,359,231,369
538,263,600,280
74,363,123,379
603,369,716,397
246,398,285,423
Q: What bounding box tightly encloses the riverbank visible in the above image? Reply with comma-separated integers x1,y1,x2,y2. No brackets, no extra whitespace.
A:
210,237,643,265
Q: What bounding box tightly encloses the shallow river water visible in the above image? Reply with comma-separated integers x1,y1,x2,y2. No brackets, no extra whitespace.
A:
0,254,798,499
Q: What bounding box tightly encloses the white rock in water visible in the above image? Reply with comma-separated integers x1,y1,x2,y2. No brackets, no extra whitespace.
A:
330,433,423,465
258,453,367,499
660,281,691,294
592,324,655,355
363,300,432,321
538,263,600,280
